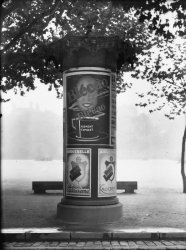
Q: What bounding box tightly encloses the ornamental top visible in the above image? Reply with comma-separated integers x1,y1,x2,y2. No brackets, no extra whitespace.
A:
46,35,135,72
62,35,122,52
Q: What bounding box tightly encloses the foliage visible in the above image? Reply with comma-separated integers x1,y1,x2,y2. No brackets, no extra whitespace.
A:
133,35,186,119
111,0,186,118
1,0,186,119
111,0,186,38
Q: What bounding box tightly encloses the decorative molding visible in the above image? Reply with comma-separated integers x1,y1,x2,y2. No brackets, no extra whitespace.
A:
62,36,121,55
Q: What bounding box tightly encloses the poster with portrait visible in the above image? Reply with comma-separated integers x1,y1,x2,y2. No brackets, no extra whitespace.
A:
66,148,91,197
64,70,115,145
98,148,117,197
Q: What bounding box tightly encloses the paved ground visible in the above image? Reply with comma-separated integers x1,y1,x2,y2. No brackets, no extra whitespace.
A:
2,227,186,249
2,240,186,249
2,176,186,249
2,181,186,229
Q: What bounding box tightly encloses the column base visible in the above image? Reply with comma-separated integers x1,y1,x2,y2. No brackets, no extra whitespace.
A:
57,202,123,224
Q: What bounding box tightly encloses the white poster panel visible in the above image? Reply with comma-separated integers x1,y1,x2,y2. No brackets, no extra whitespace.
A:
66,148,91,197
98,148,117,197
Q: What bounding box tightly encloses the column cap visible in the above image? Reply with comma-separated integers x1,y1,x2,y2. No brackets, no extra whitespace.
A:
47,35,135,71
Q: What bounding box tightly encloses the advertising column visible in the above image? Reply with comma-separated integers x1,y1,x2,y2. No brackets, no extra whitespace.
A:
63,67,117,201
57,35,124,224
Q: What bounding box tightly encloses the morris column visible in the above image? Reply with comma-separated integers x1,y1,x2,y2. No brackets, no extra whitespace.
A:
57,35,123,224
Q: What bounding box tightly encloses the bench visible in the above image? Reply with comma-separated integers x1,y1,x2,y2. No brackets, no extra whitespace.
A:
117,181,137,193
32,181,137,194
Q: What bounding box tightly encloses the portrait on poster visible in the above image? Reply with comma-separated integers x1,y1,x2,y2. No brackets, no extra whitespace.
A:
98,148,117,197
66,148,91,197
65,72,112,145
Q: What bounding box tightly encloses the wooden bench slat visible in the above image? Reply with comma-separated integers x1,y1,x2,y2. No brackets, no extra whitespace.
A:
117,181,137,189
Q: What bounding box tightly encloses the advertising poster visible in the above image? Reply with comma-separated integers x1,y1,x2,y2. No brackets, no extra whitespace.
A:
65,72,113,145
98,148,117,197
66,148,91,197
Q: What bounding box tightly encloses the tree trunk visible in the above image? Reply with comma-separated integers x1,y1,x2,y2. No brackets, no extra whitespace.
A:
181,125,186,193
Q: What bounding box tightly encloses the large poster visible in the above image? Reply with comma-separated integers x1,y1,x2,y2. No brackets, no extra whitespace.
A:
64,71,115,145
98,148,117,197
66,148,91,197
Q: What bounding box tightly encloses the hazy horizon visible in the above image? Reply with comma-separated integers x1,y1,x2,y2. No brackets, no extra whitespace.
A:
2,101,184,161
2,78,185,161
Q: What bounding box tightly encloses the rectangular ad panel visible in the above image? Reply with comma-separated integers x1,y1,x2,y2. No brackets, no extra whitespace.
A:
65,72,112,145
110,73,116,145
98,148,117,197
66,148,91,197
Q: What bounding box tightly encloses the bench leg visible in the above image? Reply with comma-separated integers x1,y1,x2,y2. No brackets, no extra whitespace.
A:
125,188,134,193
34,188,46,194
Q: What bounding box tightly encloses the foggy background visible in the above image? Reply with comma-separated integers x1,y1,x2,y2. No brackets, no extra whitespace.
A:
1,79,185,190
2,99,184,161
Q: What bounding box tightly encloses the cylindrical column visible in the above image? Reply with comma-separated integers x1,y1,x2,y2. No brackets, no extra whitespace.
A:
57,36,123,224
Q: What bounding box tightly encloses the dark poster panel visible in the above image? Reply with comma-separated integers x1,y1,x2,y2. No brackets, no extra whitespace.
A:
65,73,111,145
111,74,116,145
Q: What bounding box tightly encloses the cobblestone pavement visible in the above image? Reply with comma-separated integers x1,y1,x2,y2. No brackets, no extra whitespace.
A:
3,240,186,249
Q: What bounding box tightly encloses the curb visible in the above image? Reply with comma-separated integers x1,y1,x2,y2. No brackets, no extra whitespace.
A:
2,231,186,241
